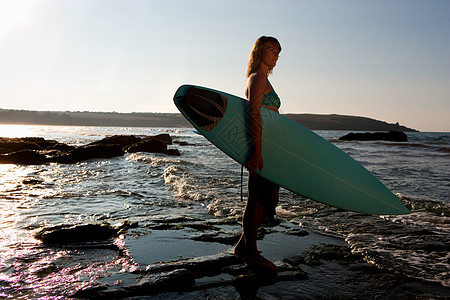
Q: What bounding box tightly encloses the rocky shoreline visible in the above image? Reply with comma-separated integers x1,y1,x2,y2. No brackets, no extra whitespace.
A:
70,221,310,299
28,215,450,299
0,134,180,165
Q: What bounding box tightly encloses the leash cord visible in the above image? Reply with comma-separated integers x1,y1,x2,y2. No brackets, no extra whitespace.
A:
240,164,244,202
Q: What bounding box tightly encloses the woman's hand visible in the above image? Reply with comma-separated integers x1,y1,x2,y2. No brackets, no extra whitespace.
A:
245,150,264,173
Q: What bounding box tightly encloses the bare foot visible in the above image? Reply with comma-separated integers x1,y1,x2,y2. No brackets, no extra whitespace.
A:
245,254,278,272
234,242,261,259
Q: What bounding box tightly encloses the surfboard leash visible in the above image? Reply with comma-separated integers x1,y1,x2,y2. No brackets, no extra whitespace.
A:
240,164,244,202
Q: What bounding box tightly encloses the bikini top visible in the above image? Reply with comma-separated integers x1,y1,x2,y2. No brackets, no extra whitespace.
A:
262,90,281,109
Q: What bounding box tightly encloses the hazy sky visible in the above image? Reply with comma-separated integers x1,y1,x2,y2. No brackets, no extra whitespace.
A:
0,0,449,132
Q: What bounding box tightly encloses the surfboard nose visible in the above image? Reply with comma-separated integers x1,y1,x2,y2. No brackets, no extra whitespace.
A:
177,86,228,132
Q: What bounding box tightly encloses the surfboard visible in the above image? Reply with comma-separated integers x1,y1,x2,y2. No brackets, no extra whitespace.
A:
173,84,410,215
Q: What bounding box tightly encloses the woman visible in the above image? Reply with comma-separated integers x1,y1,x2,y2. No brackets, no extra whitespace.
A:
234,36,282,271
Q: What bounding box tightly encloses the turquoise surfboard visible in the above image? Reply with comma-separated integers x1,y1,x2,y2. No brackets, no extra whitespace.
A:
173,85,410,215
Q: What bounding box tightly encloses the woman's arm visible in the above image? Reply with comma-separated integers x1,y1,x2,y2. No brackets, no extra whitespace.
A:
245,74,266,173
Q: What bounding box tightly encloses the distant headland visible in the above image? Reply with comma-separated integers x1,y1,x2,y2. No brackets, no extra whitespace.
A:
0,109,417,132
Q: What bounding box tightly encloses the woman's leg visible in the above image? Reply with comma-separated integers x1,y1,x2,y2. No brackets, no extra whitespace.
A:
235,174,277,270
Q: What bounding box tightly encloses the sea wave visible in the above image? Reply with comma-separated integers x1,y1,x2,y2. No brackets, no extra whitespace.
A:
291,194,450,287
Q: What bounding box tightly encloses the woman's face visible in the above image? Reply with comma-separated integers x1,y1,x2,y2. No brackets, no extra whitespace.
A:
261,42,280,69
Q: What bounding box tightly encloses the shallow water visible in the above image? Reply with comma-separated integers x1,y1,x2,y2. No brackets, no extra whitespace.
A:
0,125,449,298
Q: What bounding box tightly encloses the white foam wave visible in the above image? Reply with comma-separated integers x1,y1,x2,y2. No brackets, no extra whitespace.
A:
381,212,450,234
127,153,179,166
206,198,244,218
162,166,212,202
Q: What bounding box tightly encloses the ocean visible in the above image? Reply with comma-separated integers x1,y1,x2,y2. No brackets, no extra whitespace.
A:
0,125,449,299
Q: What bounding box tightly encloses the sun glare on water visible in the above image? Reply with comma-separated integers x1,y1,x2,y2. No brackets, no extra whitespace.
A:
0,125,37,138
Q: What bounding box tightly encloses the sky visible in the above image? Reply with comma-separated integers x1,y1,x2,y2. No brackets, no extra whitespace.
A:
0,0,449,132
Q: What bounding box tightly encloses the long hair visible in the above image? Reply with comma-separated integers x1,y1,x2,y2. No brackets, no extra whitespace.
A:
246,36,281,78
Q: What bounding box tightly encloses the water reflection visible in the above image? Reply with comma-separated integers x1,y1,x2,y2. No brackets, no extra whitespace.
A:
0,125,37,138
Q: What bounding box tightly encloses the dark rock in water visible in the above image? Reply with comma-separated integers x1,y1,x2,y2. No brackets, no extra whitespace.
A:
0,150,47,165
0,137,42,154
0,137,75,164
132,269,195,294
126,137,180,156
285,228,309,237
0,134,181,165
164,148,181,156
303,244,361,266
89,135,142,149
174,140,195,146
74,269,196,299
153,133,173,145
126,138,166,153
339,130,407,142
232,269,279,291
143,253,243,278
35,224,119,244
0,144,124,165
22,178,45,185
0,137,74,154
285,228,309,236
53,144,124,163
34,221,137,245
46,142,75,152
192,232,240,245
25,137,74,152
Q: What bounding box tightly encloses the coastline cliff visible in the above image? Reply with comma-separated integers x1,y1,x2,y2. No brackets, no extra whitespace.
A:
0,109,417,132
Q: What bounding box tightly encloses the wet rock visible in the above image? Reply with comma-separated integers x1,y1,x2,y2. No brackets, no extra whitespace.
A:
304,244,363,266
151,216,202,224
233,270,278,291
153,133,173,145
34,263,58,278
277,269,309,281
0,134,181,165
285,228,309,237
45,142,75,152
282,255,307,267
0,137,74,154
164,148,181,156
126,138,166,153
192,232,241,245
71,285,109,299
0,143,125,165
73,269,195,299
339,131,408,142
0,138,41,154
34,221,136,245
126,138,180,156
144,253,242,277
70,219,317,298
52,144,124,163
174,140,195,146
0,137,75,164
35,224,119,245
89,135,142,149
0,150,47,165
131,269,195,294
22,178,45,185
